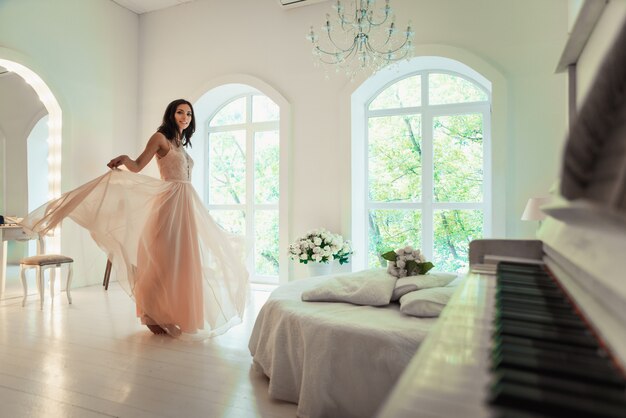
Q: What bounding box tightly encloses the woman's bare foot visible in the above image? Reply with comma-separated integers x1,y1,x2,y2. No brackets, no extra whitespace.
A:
146,324,167,334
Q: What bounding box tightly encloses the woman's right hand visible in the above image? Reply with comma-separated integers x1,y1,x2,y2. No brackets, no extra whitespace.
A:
107,155,128,170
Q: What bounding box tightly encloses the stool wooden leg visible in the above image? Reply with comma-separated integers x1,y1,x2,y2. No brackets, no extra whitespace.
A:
103,259,112,290
20,264,28,307
37,266,44,310
66,263,73,304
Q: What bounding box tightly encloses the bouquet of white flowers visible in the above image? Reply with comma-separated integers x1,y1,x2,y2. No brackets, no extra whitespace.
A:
382,246,434,278
289,228,353,265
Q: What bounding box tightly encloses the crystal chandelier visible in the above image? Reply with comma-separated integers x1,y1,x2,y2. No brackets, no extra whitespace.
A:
306,0,415,79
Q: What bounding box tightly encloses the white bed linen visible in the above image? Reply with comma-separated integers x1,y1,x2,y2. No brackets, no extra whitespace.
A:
248,277,437,418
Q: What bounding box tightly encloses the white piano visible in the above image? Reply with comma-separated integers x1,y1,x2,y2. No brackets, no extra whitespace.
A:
378,5,626,417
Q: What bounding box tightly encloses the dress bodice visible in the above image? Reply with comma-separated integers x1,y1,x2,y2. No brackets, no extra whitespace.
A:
157,143,194,181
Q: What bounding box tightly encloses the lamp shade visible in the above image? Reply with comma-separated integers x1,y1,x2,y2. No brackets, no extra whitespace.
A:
521,197,551,221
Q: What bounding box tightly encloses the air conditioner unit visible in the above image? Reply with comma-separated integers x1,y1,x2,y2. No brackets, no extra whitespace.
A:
278,0,328,10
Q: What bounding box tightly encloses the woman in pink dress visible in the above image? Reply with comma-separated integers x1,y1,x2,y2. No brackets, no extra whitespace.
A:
21,99,249,340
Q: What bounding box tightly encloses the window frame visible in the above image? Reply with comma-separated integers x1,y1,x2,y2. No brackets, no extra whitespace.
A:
354,64,492,271
206,93,281,284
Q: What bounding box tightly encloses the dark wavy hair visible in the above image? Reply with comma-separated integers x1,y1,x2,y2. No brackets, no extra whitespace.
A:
157,98,195,147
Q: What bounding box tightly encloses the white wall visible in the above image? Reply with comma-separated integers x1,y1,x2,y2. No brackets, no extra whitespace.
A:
0,0,576,282
139,0,569,277
0,0,139,286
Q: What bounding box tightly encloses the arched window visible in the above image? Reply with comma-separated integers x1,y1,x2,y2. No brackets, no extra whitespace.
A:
204,93,281,283
353,58,492,272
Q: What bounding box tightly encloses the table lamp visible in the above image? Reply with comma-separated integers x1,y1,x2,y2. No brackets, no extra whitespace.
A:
521,196,551,227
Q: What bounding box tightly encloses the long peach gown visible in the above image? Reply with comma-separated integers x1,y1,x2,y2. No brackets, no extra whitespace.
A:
20,144,249,340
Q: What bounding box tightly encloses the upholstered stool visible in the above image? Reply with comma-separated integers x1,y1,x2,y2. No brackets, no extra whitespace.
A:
20,254,74,309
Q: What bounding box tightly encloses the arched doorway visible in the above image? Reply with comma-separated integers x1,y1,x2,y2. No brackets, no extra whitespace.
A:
0,57,62,299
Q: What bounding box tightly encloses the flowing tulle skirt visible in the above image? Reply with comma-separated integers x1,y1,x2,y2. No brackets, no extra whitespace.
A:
20,170,249,340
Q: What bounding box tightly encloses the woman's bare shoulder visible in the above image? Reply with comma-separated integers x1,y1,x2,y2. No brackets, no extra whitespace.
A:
148,131,169,146
148,132,171,158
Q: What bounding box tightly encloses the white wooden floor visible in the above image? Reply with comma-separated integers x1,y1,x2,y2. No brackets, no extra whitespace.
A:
0,268,297,418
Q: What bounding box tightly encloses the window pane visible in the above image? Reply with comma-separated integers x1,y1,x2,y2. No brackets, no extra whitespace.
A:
255,130,279,204
255,209,279,277
433,114,483,202
368,115,422,202
208,209,245,235
210,97,246,127
208,131,246,204
429,73,488,105
433,209,483,272
368,209,422,268
369,75,421,110
252,95,279,122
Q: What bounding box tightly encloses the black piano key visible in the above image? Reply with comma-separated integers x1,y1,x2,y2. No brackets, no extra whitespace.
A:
493,343,613,370
497,292,573,310
497,262,546,274
489,381,626,418
496,319,599,349
495,309,587,329
491,349,626,387
496,284,568,300
493,368,626,404
494,334,605,358
498,275,556,287
493,409,556,418
496,300,578,320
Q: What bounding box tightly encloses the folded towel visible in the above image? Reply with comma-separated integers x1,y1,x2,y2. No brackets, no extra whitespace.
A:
301,268,396,306
391,272,457,301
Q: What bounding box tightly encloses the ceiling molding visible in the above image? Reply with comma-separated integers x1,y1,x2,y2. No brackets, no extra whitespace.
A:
110,0,195,15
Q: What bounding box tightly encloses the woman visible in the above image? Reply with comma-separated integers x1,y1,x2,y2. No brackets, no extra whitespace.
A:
21,99,249,340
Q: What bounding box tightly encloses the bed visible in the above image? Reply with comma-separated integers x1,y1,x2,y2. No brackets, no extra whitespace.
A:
248,275,440,418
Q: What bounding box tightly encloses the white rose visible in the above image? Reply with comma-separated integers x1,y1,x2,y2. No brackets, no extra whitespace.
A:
300,254,308,260
314,237,322,246
404,246,413,253
396,260,406,268
395,248,403,255
398,268,408,278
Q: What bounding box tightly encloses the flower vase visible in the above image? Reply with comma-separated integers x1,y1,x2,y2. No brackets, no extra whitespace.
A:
308,262,333,277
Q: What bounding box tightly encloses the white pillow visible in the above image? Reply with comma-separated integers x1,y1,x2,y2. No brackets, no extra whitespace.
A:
391,272,457,301
399,286,457,317
301,268,396,306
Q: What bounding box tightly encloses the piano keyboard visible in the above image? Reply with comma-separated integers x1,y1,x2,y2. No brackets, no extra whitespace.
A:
377,262,626,418
490,262,626,417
